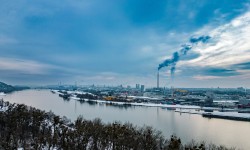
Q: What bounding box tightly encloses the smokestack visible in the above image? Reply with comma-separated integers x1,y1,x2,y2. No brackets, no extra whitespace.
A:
157,71,159,89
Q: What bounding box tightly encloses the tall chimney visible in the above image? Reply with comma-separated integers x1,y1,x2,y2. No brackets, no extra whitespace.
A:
157,71,159,89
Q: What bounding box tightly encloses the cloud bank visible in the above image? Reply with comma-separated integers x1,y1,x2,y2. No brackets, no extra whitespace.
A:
0,0,249,87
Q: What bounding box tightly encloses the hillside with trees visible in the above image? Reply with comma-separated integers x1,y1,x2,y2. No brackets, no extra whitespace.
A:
0,82,29,93
0,82,15,93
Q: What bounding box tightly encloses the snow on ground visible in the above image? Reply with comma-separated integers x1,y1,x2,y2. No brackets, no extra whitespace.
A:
18,147,59,150
213,100,238,103
67,91,86,95
175,109,202,114
0,92,6,96
0,104,8,112
67,90,95,96
70,96,80,100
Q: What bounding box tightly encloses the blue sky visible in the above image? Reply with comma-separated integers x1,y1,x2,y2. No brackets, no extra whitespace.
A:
0,0,250,88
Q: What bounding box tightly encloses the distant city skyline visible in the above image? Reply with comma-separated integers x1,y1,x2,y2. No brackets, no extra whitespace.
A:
0,0,250,88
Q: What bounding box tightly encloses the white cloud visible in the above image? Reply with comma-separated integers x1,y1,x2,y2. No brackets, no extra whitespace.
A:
0,57,53,74
193,75,222,80
181,11,250,69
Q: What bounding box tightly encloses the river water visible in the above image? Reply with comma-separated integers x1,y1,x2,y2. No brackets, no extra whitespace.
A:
1,89,250,149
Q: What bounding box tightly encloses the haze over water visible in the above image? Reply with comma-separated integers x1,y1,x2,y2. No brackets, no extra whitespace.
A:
2,89,250,149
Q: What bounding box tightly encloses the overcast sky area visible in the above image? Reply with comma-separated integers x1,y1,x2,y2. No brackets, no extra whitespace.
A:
0,0,250,88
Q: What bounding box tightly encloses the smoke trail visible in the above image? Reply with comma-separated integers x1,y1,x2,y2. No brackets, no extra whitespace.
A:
158,52,179,76
158,35,211,77
180,44,192,55
190,35,211,44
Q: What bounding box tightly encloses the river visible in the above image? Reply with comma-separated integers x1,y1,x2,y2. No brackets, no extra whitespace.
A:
1,89,250,149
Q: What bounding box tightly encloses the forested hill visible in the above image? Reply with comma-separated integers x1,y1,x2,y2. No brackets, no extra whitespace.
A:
0,82,15,93
0,82,30,93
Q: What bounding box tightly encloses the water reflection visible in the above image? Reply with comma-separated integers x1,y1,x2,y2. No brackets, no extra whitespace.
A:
63,98,70,102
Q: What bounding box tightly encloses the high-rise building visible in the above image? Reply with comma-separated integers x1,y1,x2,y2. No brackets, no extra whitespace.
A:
136,84,140,89
141,85,145,92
